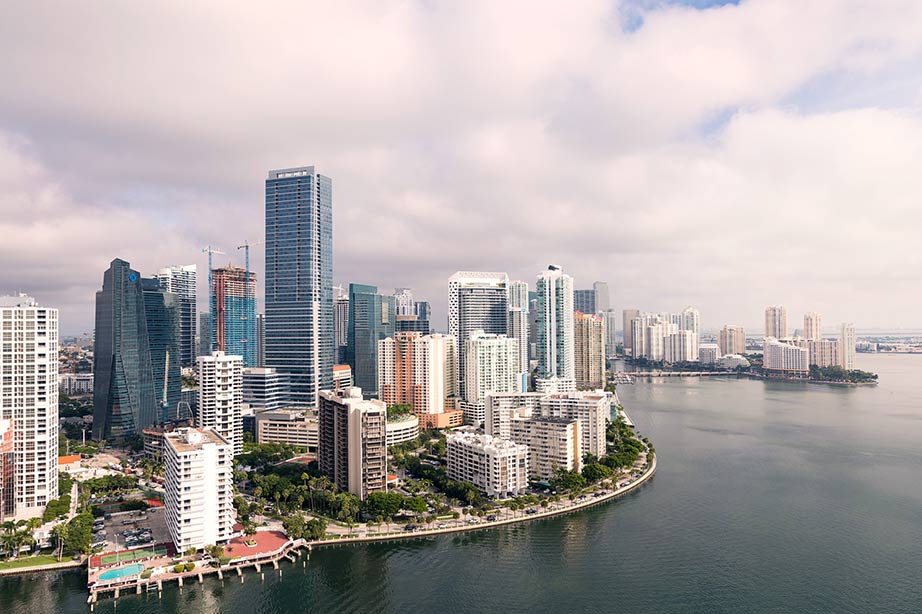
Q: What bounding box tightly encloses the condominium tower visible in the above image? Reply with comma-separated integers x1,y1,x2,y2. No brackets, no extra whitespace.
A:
535,265,575,380
574,312,606,389
318,388,387,500
461,330,522,426
765,306,788,339
197,351,244,456
804,312,822,341
840,323,857,370
448,271,509,393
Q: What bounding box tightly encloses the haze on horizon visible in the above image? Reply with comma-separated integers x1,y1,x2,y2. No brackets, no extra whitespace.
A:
1,0,921,335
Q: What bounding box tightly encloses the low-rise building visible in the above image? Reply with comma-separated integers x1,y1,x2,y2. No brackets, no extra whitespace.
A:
256,408,319,454
446,432,529,498
163,428,234,552
718,354,751,370
58,373,94,396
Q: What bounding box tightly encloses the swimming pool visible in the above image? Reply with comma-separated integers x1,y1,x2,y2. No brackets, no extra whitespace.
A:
98,563,145,581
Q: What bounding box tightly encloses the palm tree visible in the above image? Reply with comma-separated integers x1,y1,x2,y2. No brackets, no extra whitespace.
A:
51,523,69,561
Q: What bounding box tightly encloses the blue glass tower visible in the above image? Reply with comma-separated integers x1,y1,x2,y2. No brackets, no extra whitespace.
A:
265,166,333,407
345,284,395,398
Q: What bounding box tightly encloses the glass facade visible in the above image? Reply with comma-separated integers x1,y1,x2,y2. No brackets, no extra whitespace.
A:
265,167,333,407
346,284,395,398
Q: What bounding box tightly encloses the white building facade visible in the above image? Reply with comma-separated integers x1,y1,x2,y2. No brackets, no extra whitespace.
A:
535,265,575,380
447,432,529,498
461,330,521,426
197,351,244,456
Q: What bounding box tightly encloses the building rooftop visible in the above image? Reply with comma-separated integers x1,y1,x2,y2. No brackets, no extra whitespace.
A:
164,427,228,452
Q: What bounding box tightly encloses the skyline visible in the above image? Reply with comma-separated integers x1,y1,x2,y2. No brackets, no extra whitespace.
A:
4,1,922,333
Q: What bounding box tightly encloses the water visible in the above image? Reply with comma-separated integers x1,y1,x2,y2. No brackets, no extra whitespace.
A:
3,354,920,613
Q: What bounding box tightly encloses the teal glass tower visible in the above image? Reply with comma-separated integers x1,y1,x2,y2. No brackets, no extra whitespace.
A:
345,284,395,398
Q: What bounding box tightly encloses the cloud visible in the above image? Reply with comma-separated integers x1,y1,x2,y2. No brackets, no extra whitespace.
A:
0,0,921,333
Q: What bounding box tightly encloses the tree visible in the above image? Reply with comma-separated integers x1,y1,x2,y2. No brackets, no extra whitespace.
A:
582,463,613,483
364,491,404,519
404,496,427,515
52,522,69,561
204,544,225,560
550,468,586,493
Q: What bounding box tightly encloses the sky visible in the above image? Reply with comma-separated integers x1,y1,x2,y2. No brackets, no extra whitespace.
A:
2,0,922,335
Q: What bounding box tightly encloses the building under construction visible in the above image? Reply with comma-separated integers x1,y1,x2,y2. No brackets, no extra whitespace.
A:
211,266,257,367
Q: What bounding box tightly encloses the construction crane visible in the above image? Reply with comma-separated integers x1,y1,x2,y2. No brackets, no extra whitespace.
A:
202,245,225,354
237,240,262,364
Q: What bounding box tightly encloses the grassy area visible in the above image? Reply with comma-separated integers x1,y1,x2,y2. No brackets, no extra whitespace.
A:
99,546,166,566
0,555,66,570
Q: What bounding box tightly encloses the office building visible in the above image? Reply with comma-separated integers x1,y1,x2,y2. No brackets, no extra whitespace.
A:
395,314,431,335
0,296,58,520
334,289,349,365
718,325,746,356
155,265,197,367
242,367,290,411
446,432,529,498
538,391,609,458
593,281,610,313
536,265,575,380
601,310,619,359
765,305,788,339
318,388,387,499
163,428,234,552
763,338,809,374
265,166,333,408
414,301,431,321
622,309,640,357
93,259,180,440
804,312,822,341
198,312,211,358
840,323,857,370
699,343,721,365
448,271,509,393
510,416,581,480
574,289,596,315
197,351,243,456
0,419,13,521
393,288,415,316
346,284,395,398
574,312,606,389
210,266,257,367
462,330,521,427
377,332,461,428
256,314,266,367
256,408,319,453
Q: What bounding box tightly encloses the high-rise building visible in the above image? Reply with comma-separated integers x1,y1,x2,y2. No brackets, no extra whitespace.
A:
334,290,349,366
93,259,180,440
318,388,387,499
665,330,697,364
0,295,58,519
447,432,529,498
256,314,266,367
763,338,808,374
163,428,234,552
510,416,581,480
537,391,609,458
484,391,544,439
0,419,13,521
804,312,822,341
840,323,856,370
256,408,319,452
393,288,415,316
508,280,529,310
377,332,460,427
462,330,521,426
574,312,606,388
601,310,619,359
718,325,746,356
210,266,257,367
198,312,211,358
346,284,395,398
197,351,243,456
395,315,431,335
265,166,333,408
622,308,640,357
536,265,575,381
242,367,290,411
593,281,610,313
448,272,509,394
156,265,197,368
574,289,596,315
808,339,840,367
507,305,530,388
681,306,700,359
414,301,431,321
699,343,721,365
765,306,788,339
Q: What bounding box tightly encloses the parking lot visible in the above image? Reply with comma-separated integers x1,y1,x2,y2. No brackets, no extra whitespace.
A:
91,506,171,554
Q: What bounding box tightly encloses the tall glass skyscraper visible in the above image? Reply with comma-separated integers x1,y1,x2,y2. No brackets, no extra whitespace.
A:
93,259,180,440
447,272,509,394
346,284,395,398
155,264,197,367
536,265,575,380
210,266,257,367
265,167,333,407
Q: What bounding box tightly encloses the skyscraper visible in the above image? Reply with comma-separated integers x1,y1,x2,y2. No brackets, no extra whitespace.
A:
346,284,395,398
0,295,58,519
765,305,788,338
318,388,387,500
718,325,746,355
622,308,640,357
593,281,610,313
681,306,700,360
414,301,431,321
840,322,856,370
198,312,211,358
804,312,822,341
574,312,606,389
155,265,197,367
210,266,257,367
508,280,529,310
448,271,509,393
334,287,349,365
574,289,596,315
462,330,521,426
256,313,266,367
393,288,415,316
93,259,180,440
265,166,333,407
197,351,244,456
536,265,575,380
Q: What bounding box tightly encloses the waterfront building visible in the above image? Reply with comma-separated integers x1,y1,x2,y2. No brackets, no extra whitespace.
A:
574,289,596,315
393,288,415,316
163,428,234,552
318,388,387,499
593,281,610,313
804,312,822,341
574,312,606,388
256,314,265,367
840,323,857,370
377,332,461,428
601,310,619,359
0,419,14,521
698,343,721,365
535,265,575,380
484,392,544,439
509,416,582,480
210,266,257,367
58,373,94,396
446,432,529,498
197,351,243,456
537,391,609,458
346,283,395,398
385,413,420,446
265,166,333,408
765,305,788,339
448,271,509,394
622,308,640,357
808,339,840,367
256,408,319,454
718,325,746,356
763,337,809,374
334,290,349,365
718,354,751,370
242,367,290,411
461,330,521,427
155,265,197,367
93,259,180,440
665,330,697,364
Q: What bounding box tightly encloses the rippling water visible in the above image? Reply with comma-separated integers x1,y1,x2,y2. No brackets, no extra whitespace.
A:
3,354,921,613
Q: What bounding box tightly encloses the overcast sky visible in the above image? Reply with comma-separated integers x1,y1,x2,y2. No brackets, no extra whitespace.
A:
2,0,921,335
